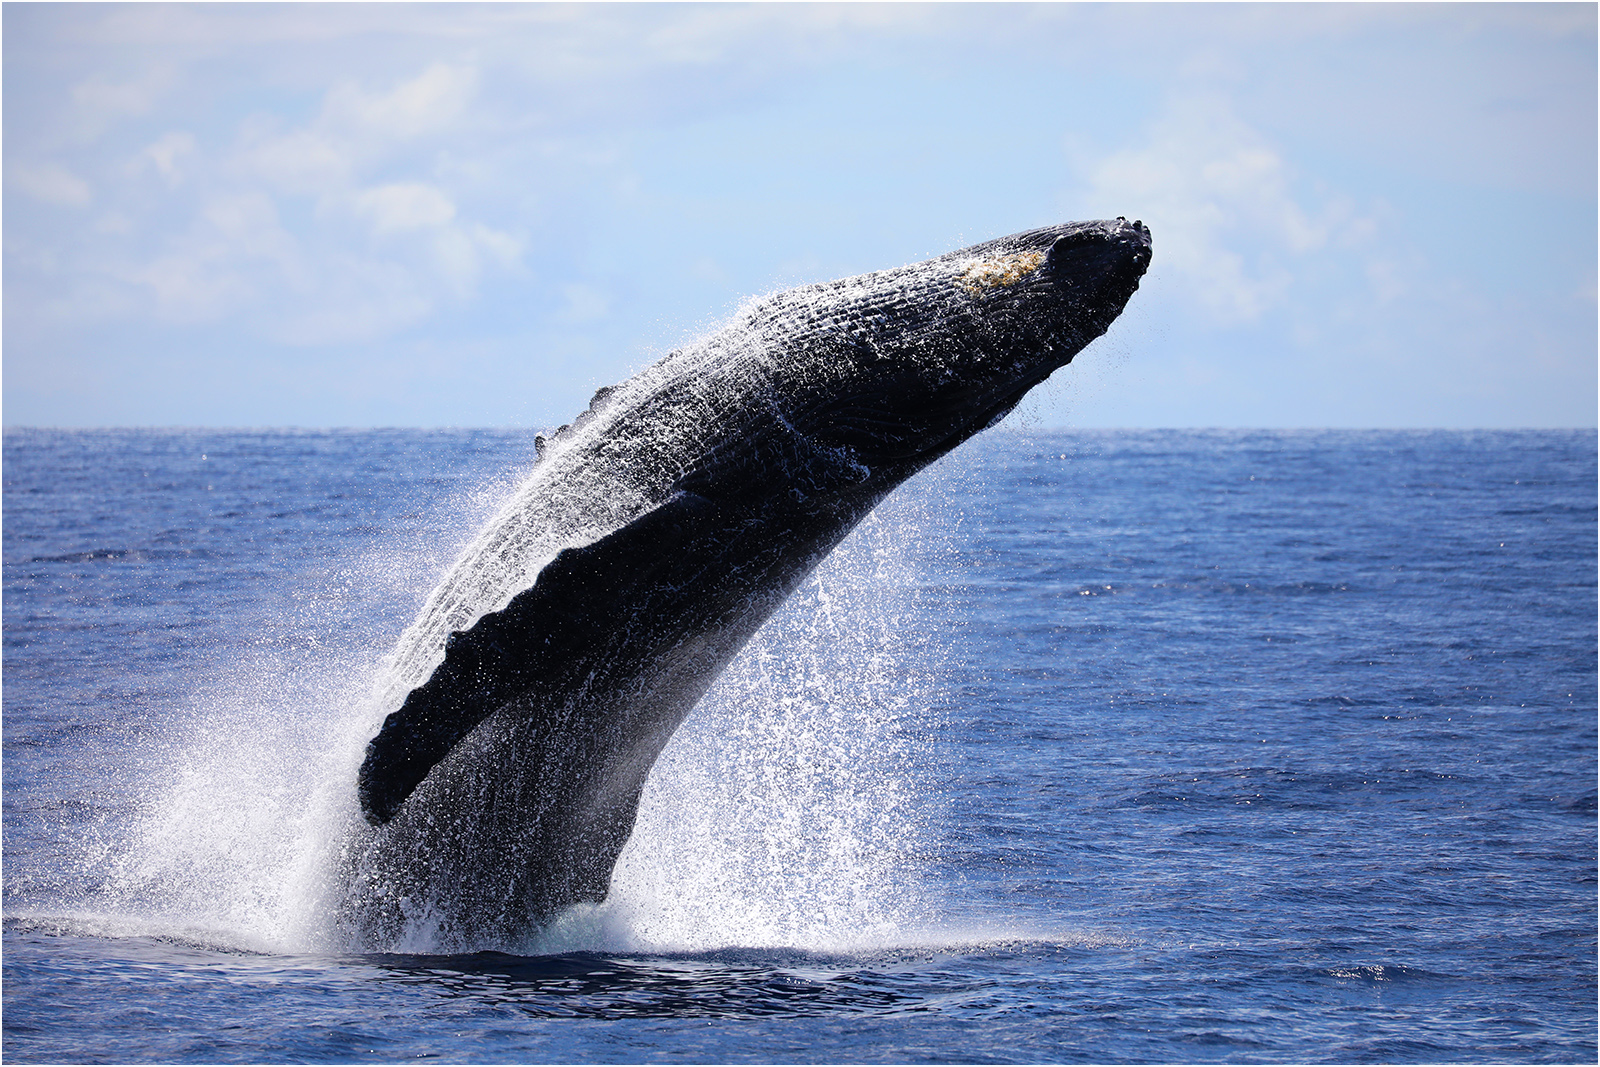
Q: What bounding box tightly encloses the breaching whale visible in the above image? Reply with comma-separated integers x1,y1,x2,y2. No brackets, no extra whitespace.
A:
339,219,1151,949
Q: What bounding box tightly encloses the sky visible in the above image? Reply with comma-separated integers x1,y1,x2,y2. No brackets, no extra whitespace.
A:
4,2,1596,429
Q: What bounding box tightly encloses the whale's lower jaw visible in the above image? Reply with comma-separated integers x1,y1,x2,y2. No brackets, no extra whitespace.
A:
341,220,1150,949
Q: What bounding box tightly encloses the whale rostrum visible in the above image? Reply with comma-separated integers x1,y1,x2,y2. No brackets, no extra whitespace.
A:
340,220,1151,948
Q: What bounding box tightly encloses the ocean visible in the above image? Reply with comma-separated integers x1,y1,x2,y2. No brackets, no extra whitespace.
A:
3,427,1595,1063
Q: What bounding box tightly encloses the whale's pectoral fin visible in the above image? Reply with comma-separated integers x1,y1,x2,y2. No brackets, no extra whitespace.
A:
357,490,717,826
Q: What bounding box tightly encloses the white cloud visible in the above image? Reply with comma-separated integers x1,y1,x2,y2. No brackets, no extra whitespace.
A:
122,192,302,322
201,193,298,264
1081,93,1375,325
131,250,250,323
471,225,522,270
72,73,162,118
10,161,93,206
275,256,434,346
142,131,195,187
73,60,516,344
230,62,479,199
231,62,478,199
345,184,522,300
233,123,351,194
355,182,456,235
321,62,478,142
65,66,174,141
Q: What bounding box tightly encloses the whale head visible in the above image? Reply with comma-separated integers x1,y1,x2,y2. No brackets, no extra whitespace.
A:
741,217,1151,480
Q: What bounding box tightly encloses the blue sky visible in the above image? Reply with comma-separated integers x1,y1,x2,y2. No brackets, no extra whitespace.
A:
5,3,1595,428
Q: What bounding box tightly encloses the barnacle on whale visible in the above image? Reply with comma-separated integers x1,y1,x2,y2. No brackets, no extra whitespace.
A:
958,250,1046,294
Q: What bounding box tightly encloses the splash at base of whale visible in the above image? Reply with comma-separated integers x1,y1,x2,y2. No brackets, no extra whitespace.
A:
338,219,1151,950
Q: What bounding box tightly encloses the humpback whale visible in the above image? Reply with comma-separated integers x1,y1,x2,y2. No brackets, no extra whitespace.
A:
339,219,1151,949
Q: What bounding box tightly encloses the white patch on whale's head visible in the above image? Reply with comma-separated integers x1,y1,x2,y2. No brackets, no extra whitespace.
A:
957,250,1047,295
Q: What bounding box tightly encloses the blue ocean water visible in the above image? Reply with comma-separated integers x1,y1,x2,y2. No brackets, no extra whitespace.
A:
3,427,1594,1063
